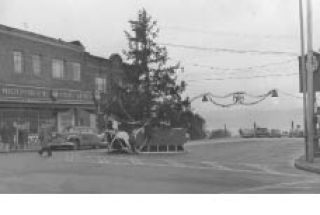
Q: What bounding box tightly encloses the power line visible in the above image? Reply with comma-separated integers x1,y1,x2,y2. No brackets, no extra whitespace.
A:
185,72,298,82
182,68,298,78
181,59,297,76
189,59,296,72
161,25,298,40
277,89,303,99
161,42,298,56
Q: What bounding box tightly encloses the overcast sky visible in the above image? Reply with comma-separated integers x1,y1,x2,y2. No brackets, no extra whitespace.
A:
2,0,320,129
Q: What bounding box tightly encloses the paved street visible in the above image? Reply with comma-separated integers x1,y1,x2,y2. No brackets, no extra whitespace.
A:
0,138,319,193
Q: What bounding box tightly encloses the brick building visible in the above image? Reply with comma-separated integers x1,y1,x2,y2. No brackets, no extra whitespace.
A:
0,24,124,142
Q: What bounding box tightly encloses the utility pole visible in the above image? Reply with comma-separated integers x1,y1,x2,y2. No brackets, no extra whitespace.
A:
306,0,314,162
299,0,308,158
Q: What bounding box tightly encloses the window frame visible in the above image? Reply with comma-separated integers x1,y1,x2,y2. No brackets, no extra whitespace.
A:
52,58,64,79
13,51,23,74
95,77,106,92
32,54,41,76
71,62,81,81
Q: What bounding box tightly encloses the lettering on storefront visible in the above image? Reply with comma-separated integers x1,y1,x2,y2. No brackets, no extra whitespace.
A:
1,87,49,98
0,85,92,101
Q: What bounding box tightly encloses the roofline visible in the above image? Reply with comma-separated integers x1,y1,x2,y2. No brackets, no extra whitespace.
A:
85,53,111,62
0,24,85,52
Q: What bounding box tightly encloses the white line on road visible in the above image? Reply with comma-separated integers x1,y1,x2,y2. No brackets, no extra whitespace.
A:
235,179,320,193
240,163,306,177
129,158,144,165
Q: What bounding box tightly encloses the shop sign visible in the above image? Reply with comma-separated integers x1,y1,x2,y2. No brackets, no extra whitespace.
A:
0,85,49,98
13,121,30,130
0,84,92,101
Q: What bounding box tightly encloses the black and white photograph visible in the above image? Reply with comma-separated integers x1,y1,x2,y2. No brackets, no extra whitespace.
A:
1,0,320,203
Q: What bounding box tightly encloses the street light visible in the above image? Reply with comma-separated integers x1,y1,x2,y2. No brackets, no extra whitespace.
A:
270,89,279,98
202,95,209,102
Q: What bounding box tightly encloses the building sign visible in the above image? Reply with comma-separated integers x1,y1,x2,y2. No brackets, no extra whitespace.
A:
13,121,30,130
0,85,49,98
55,90,92,101
0,84,92,101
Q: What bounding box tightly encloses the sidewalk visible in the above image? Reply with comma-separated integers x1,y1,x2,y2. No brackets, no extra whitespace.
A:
294,156,320,174
0,144,40,153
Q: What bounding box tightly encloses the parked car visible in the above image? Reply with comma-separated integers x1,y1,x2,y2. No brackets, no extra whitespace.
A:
282,131,289,137
49,133,75,150
239,129,255,138
50,127,104,150
270,129,281,138
289,129,304,138
255,127,270,138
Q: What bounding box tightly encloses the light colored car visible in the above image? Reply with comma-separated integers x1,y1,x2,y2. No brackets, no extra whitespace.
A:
270,129,282,138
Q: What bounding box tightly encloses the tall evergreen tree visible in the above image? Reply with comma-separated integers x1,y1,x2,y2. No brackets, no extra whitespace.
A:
123,8,186,123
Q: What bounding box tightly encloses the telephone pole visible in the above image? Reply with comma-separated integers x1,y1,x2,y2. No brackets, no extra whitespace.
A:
306,0,315,162
299,0,308,156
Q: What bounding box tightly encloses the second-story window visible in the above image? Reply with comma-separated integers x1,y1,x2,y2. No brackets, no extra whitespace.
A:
32,55,41,75
71,62,81,81
52,59,64,79
13,51,23,74
95,77,106,92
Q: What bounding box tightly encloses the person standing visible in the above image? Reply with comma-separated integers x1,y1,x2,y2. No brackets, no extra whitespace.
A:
38,127,52,157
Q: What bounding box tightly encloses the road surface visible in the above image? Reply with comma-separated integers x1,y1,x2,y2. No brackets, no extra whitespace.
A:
0,138,319,193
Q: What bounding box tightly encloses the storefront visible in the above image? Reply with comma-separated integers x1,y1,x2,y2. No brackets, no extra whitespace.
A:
0,84,96,147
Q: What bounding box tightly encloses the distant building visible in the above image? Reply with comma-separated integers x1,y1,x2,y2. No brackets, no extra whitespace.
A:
0,24,124,135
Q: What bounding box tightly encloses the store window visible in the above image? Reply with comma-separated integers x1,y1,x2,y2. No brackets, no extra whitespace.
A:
71,62,81,81
52,59,64,79
32,55,41,75
95,77,106,92
13,51,23,74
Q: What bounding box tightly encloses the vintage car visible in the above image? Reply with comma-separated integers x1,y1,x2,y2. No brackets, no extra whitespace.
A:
255,127,270,138
50,127,105,150
239,129,255,138
270,129,282,138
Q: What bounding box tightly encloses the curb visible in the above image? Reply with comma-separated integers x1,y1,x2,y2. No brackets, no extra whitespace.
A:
294,156,320,174
0,149,39,154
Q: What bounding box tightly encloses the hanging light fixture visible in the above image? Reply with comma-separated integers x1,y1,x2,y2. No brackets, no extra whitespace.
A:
270,89,279,98
202,95,209,102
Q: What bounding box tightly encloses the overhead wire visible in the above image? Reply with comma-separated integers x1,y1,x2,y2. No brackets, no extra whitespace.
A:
161,42,298,56
189,59,297,72
277,89,303,99
184,72,298,82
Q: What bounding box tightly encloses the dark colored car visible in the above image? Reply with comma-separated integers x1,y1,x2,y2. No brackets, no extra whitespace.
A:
50,127,104,150
239,129,255,138
255,127,270,138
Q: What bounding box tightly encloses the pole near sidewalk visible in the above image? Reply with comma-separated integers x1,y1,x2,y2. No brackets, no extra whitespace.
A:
306,0,314,162
299,0,308,160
